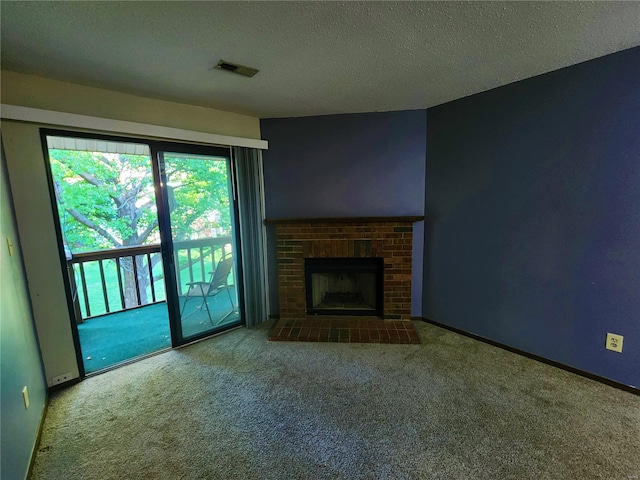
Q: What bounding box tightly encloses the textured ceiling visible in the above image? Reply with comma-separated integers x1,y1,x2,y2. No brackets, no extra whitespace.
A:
2,1,640,119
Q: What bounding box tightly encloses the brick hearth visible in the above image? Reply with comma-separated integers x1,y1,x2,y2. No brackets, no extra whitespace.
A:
268,316,420,344
267,217,423,336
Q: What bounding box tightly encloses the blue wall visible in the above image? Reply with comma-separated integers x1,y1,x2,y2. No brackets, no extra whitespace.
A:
261,110,427,316
424,47,640,387
1,141,48,480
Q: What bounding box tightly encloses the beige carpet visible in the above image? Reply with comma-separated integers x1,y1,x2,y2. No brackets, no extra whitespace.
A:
31,321,639,479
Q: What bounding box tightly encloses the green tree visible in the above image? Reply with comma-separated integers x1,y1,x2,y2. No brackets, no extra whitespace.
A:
51,149,230,309
163,153,232,241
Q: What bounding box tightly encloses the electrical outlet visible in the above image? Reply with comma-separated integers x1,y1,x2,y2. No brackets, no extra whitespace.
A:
51,372,74,385
606,333,623,353
22,386,30,409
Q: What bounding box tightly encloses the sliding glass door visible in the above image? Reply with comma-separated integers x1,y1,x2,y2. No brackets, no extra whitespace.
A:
44,130,245,375
156,148,242,342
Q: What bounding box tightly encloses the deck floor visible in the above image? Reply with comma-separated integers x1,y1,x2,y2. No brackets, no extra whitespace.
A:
78,293,239,374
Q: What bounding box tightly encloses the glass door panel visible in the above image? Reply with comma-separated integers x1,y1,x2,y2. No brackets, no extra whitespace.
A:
45,134,171,374
160,151,241,340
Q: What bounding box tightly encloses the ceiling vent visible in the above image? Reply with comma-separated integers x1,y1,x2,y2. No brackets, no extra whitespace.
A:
215,60,259,78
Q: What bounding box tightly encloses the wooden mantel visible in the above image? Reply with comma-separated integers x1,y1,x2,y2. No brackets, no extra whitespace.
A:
265,215,424,224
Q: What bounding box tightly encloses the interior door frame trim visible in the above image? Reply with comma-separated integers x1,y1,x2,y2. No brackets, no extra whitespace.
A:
2,104,268,150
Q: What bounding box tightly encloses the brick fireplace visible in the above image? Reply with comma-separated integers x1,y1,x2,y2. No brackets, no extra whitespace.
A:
266,216,423,343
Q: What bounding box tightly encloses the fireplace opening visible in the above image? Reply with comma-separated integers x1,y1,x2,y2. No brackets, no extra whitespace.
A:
304,258,383,316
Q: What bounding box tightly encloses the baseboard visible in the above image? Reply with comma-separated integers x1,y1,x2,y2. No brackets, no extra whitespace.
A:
26,394,49,480
415,317,638,395
48,376,81,393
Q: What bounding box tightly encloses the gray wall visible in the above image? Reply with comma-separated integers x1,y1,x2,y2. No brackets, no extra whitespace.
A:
261,110,427,317
1,139,48,480
424,47,640,387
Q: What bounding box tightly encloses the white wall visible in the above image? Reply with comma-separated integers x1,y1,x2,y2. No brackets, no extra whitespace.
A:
1,71,260,139
2,121,79,385
1,135,48,480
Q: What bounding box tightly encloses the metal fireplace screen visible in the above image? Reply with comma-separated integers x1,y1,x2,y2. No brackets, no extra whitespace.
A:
304,257,383,316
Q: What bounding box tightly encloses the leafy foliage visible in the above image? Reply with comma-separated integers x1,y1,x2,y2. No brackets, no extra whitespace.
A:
50,148,232,309
50,149,159,251
50,149,231,252
164,153,231,242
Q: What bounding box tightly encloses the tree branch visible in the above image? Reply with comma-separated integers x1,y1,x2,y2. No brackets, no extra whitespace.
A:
138,219,159,243
95,153,114,167
77,172,105,188
66,208,121,247
77,171,125,208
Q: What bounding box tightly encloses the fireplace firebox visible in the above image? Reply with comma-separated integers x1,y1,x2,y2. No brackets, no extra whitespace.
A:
304,257,383,316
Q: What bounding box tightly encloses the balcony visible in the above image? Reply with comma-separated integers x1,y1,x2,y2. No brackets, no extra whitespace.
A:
67,237,238,373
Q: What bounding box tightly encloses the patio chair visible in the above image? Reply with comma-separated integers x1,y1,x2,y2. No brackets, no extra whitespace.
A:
180,256,235,325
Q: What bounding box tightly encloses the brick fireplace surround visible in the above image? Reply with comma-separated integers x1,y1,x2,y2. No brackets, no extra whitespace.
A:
266,216,423,344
